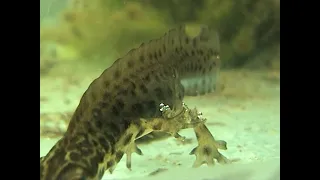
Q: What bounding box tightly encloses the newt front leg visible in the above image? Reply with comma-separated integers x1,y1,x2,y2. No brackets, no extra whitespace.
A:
160,102,230,167
190,123,230,167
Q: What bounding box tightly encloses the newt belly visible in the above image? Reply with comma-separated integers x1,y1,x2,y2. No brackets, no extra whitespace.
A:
40,25,230,180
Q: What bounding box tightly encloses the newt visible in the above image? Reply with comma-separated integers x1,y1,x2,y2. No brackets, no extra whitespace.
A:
40,25,230,180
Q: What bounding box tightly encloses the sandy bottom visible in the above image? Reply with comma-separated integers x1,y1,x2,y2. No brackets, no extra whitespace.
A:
40,63,280,180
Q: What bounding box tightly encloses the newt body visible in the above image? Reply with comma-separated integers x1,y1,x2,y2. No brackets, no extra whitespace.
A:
40,25,229,180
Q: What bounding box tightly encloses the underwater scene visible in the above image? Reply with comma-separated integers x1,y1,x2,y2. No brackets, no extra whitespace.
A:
40,0,280,180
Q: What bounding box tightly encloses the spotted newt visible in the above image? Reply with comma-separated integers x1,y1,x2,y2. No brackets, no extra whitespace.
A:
40,25,230,180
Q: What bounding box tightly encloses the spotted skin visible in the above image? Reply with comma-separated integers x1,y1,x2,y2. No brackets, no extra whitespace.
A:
40,25,229,180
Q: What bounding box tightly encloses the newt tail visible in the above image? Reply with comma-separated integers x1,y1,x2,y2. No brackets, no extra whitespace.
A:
40,25,229,180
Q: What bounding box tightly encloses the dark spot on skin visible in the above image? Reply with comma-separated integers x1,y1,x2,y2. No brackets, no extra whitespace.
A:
76,135,91,147
203,68,207,74
146,100,156,108
105,80,110,87
158,50,162,57
138,66,145,72
129,81,137,90
131,103,143,114
80,147,94,157
171,39,175,44
175,47,179,54
111,147,116,154
114,70,121,79
118,89,128,96
144,100,157,117
47,148,66,168
152,122,162,130
103,92,112,100
115,99,125,110
196,64,201,71
105,133,116,146
130,90,137,97
155,75,161,82
106,160,114,169
162,68,171,76
213,50,219,57
111,106,120,116
154,52,158,60
185,37,189,44
106,122,121,136
209,64,213,71
95,119,102,129
148,53,153,60
114,85,120,90
69,152,81,161
123,78,129,83
199,50,204,56
99,102,108,109
192,39,197,48
209,49,214,56
98,137,110,152
197,49,203,56
203,56,207,62
192,64,197,71
163,44,166,53
115,151,124,162
139,84,148,94
191,50,195,56
154,87,165,100
144,74,150,83
123,133,133,146
87,126,96,135
91,151,104,165
207,54,211,60
80,145,94,156
203,146,212,156
73,113,81,122
191,63,198,71
92,139,99,147
185,64,190,71
140,55,145,62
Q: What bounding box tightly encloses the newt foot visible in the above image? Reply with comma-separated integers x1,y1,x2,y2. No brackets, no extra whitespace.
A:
190,124,230,167
125,141,143,170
